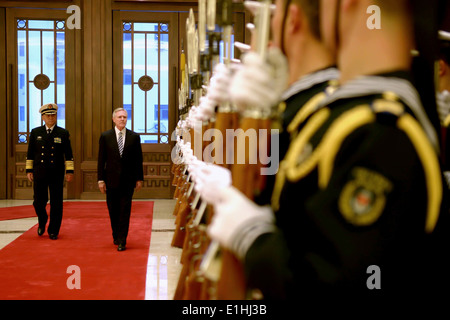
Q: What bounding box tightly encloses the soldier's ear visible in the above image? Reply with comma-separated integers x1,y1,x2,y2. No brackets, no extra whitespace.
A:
286,3,301,34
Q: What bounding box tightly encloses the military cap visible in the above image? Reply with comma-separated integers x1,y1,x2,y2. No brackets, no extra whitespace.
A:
39,103,58,115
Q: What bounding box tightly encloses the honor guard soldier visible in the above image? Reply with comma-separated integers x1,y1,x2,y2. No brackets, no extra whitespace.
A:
229,0,340,205
204,0,450,301
26,103,74,240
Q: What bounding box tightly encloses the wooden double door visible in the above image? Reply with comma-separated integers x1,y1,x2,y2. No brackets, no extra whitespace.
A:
3,6,178,199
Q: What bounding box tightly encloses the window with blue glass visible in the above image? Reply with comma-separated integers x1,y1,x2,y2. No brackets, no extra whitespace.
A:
123,21,169,144
17,19,66,143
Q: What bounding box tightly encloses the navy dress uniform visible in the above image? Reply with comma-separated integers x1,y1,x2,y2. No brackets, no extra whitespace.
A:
26,103,74,239
244,73,449,298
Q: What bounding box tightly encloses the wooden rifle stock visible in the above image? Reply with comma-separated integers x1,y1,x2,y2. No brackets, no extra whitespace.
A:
174,220,210,300
203,121,214,163
172,164,182,193
172,175,187,216
209,0,272,287
185,230,209,300
231,117,271,197
173,172,186,200
171,163,179,184
216,115,272,299
172,188,195,248
183,254,205,299
213,111,239,169
175,201,217,299
174,209,201,300
183,225,210,300
214,118,257,300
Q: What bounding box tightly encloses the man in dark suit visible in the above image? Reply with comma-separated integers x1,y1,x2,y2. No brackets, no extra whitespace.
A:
97,108,144,251
26,103,74,240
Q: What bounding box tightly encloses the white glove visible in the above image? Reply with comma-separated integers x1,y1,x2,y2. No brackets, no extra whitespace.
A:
444,171,450,189
437,90,450,124
208,63,233,108
179,141,191,161
198,95,216,121
207,186,276,259
186,106,202,129
193,164,232,205
229,47,288,116
187,158,206,183
181,147,195,166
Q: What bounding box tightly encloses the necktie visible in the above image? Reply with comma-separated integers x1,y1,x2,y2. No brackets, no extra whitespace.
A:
118,132,124,157
47,129,51,135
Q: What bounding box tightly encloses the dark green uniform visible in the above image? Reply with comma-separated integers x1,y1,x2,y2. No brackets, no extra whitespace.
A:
244,72,450,298
26,125,74,236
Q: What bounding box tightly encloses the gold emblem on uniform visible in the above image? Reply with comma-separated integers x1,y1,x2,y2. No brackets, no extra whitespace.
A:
37,136,43,141
338,167,393,227
54,137,62,144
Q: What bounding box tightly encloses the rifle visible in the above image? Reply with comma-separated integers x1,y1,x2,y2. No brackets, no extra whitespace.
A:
174,4,210,300
198,0,273,300
173,215,204,299
171,177,196,248
173,199,209,299
174,0,272,301
172,167,188,219
196,0,247,300
182,223,211,299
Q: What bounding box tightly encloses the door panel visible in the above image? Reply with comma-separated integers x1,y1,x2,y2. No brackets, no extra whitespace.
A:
113,11,178,198
6,8,76,199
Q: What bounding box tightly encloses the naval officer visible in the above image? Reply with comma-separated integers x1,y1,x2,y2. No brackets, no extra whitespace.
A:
26,103,74,240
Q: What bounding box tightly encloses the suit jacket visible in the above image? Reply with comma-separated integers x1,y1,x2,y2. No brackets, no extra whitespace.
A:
26,125,74,179
97,128,144,189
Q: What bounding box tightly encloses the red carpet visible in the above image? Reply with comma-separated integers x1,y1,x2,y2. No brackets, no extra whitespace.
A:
0,205,36,220
0,201,154,300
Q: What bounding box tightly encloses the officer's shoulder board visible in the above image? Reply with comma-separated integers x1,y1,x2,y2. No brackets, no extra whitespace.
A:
274,92,442,233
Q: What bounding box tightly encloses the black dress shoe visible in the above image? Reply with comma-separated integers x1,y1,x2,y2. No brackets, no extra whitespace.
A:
113,239,118,245
37,227,45,236
49,234,58,240
117,244,126,251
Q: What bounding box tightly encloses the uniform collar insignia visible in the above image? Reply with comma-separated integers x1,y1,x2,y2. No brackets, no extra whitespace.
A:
318,76,438,151
281,67,340,101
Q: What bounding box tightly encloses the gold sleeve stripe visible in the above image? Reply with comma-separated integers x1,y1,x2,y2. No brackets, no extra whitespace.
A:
26,159,34,170
65,160,75,171
397,114,443,233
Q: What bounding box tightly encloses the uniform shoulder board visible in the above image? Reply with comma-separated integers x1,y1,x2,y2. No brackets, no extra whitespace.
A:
371,91,405,116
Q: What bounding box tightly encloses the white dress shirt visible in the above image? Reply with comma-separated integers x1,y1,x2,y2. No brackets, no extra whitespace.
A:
115,126,126,144
45,124,55,134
